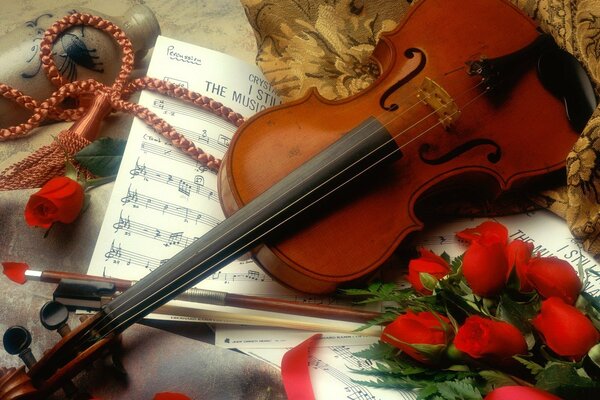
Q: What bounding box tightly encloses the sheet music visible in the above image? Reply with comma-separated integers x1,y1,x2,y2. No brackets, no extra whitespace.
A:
88,35,381,316
88,35,288,286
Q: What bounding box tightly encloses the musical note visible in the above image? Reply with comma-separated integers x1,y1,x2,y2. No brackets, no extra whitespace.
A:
167,231,183,246
206,269,273,284
109,215,197,248
120,188,221,227
153,99,165,109
178,180,192,197
217,134,230,148
128,161,219,203
198,129,209,144
331,346,374,369
104,242,167,271
346,386,378,400
246,270,260,281
309,356,378,400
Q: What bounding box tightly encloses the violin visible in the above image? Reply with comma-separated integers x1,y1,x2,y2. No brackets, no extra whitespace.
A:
1,0,591,397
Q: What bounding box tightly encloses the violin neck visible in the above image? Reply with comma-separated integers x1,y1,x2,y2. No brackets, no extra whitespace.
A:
100,117,398,334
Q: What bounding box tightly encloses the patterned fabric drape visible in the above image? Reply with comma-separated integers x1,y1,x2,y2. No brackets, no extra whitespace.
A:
240,0,600,256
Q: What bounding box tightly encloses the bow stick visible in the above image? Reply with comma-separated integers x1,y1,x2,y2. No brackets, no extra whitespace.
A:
2,262,381,324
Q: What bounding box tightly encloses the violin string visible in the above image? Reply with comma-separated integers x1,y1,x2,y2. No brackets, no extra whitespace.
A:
74,82,439,342
81,72,488,343
82,73,487,343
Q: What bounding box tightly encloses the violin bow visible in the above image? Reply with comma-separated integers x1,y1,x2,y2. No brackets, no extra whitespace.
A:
2,262,381,324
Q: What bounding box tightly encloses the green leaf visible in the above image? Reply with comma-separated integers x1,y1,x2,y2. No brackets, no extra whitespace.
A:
354,310,398,331
74,137,126,177
496,294,539,349
417,384,440,399
440,252,451,264
449,254,463,274
578,292,600,331
436,379,483,400
535,362,600,399
353,342,398,361
352,374,424,390
478,370,521,392
514,356,545,376
64,160,79,181
84,175,117,189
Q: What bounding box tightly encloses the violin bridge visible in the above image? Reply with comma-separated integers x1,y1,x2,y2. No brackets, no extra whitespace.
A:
417,77,460,129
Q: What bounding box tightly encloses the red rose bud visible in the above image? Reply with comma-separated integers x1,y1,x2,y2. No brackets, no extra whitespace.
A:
454,315,527,364
484,386,562,400
381,311,453,364
526,257,582,304
532,297,600,361
407,248,451,295
462,239,508,297
24,176,84,229
153,393,192,400
456,221,508,245
506,239,534,292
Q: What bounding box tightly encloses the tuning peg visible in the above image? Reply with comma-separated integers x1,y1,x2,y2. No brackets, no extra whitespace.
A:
40,301,71,337
3,326,36,369
37,303,90,399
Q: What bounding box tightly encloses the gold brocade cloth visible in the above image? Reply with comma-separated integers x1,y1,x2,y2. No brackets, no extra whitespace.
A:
240,0,600,256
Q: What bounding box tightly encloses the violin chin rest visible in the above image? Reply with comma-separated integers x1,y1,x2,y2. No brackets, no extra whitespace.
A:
537,45,597,133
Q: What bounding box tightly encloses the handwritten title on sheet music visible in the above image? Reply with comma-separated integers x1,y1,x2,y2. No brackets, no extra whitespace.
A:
166,45,202,65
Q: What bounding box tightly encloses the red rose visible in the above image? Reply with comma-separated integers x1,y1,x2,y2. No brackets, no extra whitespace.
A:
462,238,508,297
381,311,453,364
506,239,534,291
454,315,527,364
526,257,582,304
484,386,562,400
532,297,600,361
407,248,451,294
153,393,192,400
24,177,84,229
456,221,508,245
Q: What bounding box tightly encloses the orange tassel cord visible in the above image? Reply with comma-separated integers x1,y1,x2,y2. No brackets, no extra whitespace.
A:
0,12,245,190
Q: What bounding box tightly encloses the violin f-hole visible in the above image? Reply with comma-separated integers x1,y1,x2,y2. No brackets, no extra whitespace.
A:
419,139,502,165
379,48,426,111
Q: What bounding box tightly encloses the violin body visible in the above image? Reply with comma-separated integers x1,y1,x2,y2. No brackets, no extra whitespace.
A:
219,0,576,293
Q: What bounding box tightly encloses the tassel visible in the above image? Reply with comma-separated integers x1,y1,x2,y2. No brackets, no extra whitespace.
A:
0,93,112,190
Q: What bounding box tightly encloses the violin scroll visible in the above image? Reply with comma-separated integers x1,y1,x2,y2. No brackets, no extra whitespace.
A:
0,312,118,399
0,366,35,400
